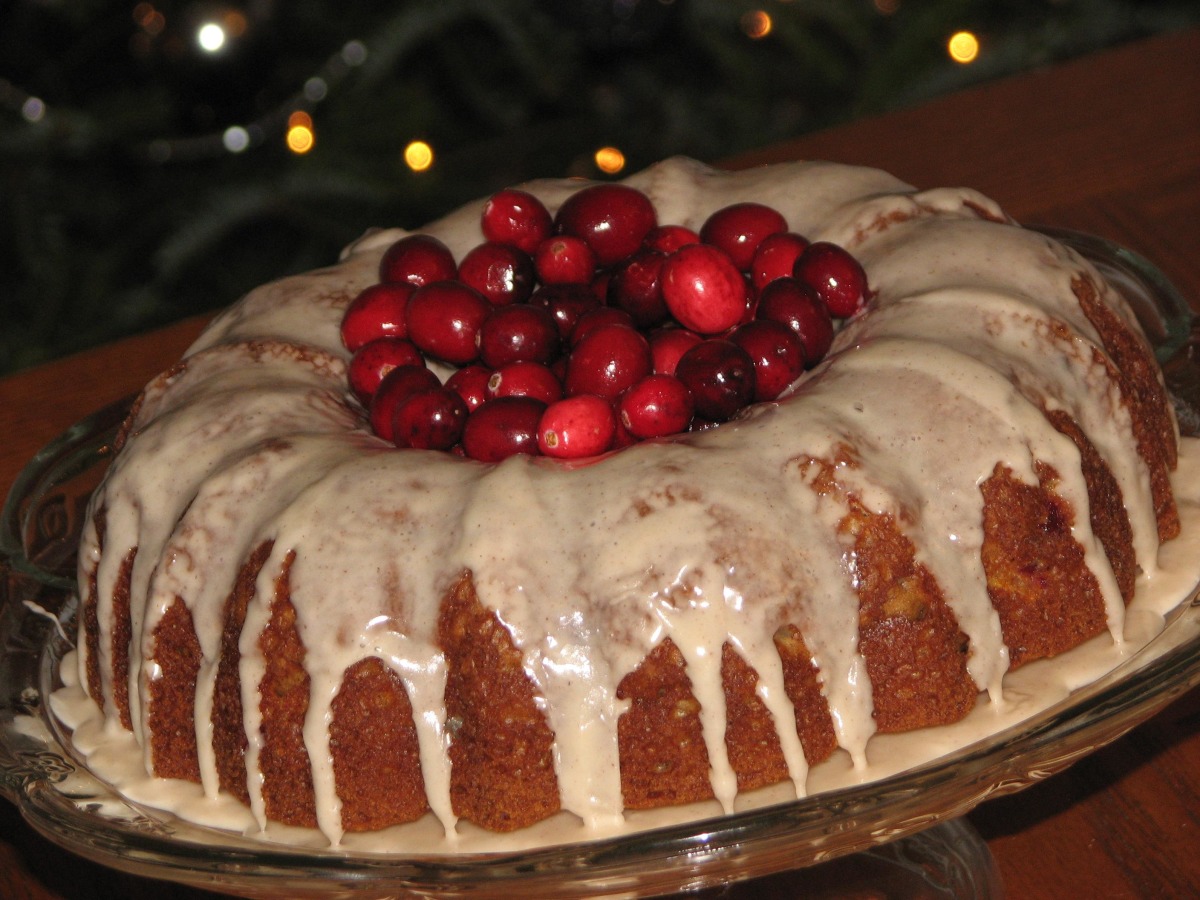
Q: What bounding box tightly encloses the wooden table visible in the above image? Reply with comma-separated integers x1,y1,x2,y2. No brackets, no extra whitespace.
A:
2,27,1198,898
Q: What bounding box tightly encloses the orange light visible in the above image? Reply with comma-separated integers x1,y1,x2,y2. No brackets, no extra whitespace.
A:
741,10,772,40
594,146,626,175
404,140,434,172
947,31,980,64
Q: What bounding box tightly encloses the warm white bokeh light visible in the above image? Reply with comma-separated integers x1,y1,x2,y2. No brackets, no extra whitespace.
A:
197,22,226,53
594,146,626,175
948,30,980,64
404,140,434,172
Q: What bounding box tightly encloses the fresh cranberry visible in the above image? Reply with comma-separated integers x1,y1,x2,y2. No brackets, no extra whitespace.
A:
750,232,810,291
538,394,617,459
341,283,414,351
378,234,457,286
590,268,613,303
619,374,695,438
406,281,490,365
700,202,788,272
756,278,834,366
445,364,492,411
660,244,749,335
675,339,756,421
368,364,441,441
554,184,657,267
793,242,870,318
534,235,597,285
608,248,669,327
477,303,561,368
564,323,653,400
462,396,546,461
529,284,602,340
486,361,564,404
481,188,552,255
392,386,468,450
648,327,702,376
458,242,535,306
730,319,805,401
348,338,425,403
569,306,635,348
643,224,700,254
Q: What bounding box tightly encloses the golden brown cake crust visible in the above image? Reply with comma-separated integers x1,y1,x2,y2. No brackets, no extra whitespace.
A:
148,599,203,782
438,574,561,831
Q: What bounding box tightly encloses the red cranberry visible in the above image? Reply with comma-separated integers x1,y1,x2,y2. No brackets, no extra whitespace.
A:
619,374,694,438
570,306,635,348
529,284,602,340
649,327,702,376
481,188,552,255
478,303,561,368
458,242,535,306
368,364,441,441
487,361,564,404
730,319,805,401
564,323,653,400
406,281,489,365
534,235,597,285
348,338,425,403
643,224,700,254
590,268,613,303
700,202,788,272
392,386,468,450
341,283,414,351
445,364,492,411
675,339,756,421
538,394,617,459
756,278,834,366
751,232,810,291
462,396,546,462
554,183,657,267
793,241,869,318
660,244,749,335
379,234,457,286
608,248,669,328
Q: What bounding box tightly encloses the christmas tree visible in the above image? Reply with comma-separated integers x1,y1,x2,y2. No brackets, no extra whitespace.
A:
2,0,1196,374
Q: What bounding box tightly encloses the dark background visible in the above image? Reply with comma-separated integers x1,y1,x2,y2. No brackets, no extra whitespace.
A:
3,0,1197,376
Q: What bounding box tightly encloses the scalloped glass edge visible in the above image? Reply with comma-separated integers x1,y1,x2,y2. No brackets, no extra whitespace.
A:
0,227,1197,899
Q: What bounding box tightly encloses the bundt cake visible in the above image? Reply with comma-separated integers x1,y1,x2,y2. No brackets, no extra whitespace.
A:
69,157,1182,846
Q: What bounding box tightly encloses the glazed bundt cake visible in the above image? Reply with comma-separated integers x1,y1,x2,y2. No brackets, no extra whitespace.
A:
72,157,1181,845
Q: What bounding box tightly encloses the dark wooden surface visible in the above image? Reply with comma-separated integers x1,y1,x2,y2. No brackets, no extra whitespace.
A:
2,27,1198,898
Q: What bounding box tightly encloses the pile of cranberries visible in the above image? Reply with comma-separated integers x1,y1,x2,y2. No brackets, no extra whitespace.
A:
340,181,870,462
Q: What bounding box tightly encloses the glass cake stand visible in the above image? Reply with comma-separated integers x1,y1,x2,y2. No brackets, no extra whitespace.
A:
2,229,1199,899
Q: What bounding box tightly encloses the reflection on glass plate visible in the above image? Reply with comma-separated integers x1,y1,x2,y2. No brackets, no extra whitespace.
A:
2,228,1199,899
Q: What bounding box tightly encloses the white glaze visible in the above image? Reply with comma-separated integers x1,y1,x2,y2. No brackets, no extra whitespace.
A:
70,157,1177,849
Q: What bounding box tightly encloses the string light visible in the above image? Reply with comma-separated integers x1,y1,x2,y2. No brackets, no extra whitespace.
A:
947,31,980,64
286,111,315,154
197,22,227,53
404,140,434,172
593,146,626,174
740,10,772,40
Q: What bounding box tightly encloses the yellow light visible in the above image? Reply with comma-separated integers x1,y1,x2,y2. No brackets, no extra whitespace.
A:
404,140,434,173
286,125,314,154
740,10,772,40
286,113,315,154
593,146,626,175
947,30,980,64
